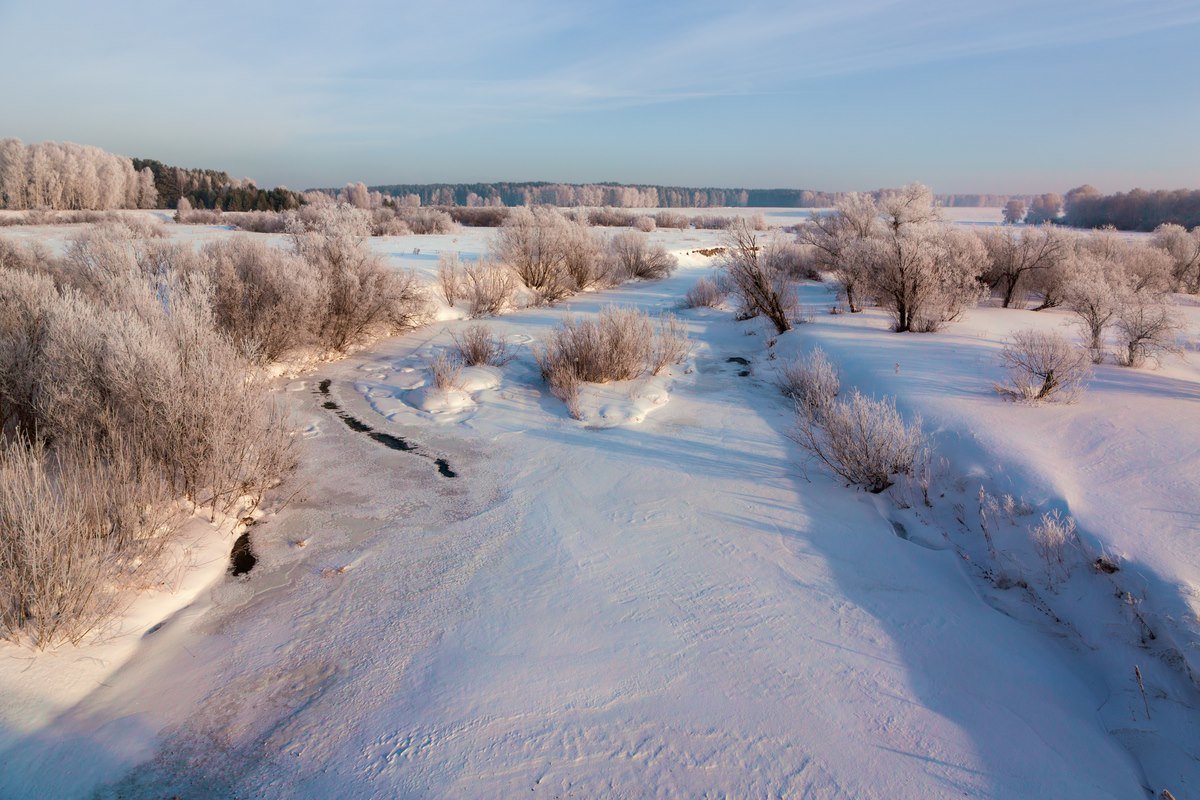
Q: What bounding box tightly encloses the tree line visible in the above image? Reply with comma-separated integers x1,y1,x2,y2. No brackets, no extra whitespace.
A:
354,182,1035,210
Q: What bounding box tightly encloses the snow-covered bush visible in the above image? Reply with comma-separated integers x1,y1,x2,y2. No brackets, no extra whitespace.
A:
452,323,512,366
607,230,676,281
1115,293,1182,368
865,188,985,333
462,258,518,318
535,307,690,416
397,207,456,234
790,389,925,494
633,215,656,232
779,347,840,414
1079,228,1173,295
996,330,1091,403
684,277,727,308
721,221,798,334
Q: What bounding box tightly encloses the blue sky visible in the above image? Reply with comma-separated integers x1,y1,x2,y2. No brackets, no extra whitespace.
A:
2,0,1198,193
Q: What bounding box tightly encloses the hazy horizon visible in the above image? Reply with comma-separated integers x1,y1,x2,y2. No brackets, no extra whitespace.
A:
3,0,1199,195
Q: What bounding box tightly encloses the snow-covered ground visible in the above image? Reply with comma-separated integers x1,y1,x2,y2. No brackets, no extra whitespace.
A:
1,211,1196,798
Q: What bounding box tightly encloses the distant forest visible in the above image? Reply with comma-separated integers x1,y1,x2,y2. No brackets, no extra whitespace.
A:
353,181,1027,210
1063,185,1200,231
132,158,304,212
4,140,1199,231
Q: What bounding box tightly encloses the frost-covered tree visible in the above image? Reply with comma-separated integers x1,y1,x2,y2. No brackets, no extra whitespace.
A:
720,220,798,333
1002,199,1027,224
1114,292,1182,368
797,192,881,312
1062,254,1123,361
980,224,1068,308
862,184,984,332
1026,193,1063,225
1151,223,1200,293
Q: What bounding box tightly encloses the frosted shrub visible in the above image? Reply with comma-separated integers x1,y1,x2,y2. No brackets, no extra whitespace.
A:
452,323,512,366
871,223,985,333
654,211,689,229
1032,510,1077,583
292,228,431,351
491,206,576,304
438,253,462,305
447,206,509,227
397,207,456,234
561,224,608,291
790,390,924,493
199,239,322,362
463,258,518,318
996,330,1090,402
428,351,464,391
779,347,840,414
0,434,180,647
763,238,819,281
694,214,735,230
797,193,884,313
721,221,798,334
587,207,637,227
0,268,58,437
684,277,727,308
535,306,691,415
649,314,691,375
607,230,676,281
1115,293,1182,368
633,215,656,233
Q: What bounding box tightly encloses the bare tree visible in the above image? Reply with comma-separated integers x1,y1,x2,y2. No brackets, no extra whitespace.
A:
720,221,798,333
438,253,462,306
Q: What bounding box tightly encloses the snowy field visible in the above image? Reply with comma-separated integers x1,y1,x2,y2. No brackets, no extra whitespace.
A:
1,209,1198,798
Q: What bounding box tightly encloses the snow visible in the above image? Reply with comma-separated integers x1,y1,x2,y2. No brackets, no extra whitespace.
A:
1,211,1197,798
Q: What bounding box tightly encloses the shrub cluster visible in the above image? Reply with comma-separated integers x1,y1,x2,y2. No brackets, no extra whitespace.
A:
489,208,676,305
0,220,431,646
778,346,923,494
535,306,690,418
